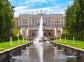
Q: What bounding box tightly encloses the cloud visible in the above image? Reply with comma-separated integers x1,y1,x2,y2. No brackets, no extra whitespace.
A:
14,5,64,17
28,0,48,3
68,0,73,5
14,6,28,17
9,0,73,17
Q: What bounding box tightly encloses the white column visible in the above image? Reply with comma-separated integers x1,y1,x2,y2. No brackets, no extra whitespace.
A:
26,28,29,37
54,28,57,37
60,28,63,35
22,28,25,37
20,28,23,35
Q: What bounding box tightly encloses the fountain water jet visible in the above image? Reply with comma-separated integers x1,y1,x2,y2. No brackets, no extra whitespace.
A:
18,37,19,44
33,17,44,62
59,28,63,42
10,37,12,45
60,28,63,35
65,37,66,43
60,37,61,42
20,28,23,35
17,34,19,44
26,28,29,41
73,37,75,44
34,17,43,43
23,37,24,42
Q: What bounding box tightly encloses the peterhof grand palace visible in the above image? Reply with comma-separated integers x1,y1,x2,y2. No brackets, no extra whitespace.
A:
15,12,65,40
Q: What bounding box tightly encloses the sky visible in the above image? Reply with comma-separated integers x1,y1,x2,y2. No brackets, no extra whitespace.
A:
9,0,73,17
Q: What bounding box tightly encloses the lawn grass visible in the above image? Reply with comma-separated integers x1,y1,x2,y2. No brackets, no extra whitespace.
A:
0,40,28,52
53,39,84,50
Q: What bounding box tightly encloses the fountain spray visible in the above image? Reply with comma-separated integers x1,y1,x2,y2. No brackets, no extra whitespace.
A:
33,17,44,62
10,37,12,45
34,17,43,43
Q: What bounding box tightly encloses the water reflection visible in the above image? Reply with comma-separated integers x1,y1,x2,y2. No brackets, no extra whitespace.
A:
11,42,76,62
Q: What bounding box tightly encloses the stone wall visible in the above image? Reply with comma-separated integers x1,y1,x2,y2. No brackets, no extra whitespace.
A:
0,43,32,62
51,42,84,62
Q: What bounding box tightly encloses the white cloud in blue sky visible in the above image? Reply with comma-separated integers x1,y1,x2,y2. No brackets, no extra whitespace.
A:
9,0,73,17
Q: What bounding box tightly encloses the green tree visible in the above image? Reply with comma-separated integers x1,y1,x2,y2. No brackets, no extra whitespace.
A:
0,0,14,42
65,0,84,40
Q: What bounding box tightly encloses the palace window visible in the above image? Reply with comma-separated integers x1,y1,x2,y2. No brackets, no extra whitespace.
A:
62,21,63,23
61,24,63,26
32,33,34,36
44,33,46,36
48,33,51,36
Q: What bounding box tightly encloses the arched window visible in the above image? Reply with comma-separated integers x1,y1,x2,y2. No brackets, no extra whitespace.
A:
44,33,46,36
48,32,51,36
32,33,34,36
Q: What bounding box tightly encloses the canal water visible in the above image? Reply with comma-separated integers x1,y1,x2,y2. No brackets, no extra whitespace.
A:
10,42,76,62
